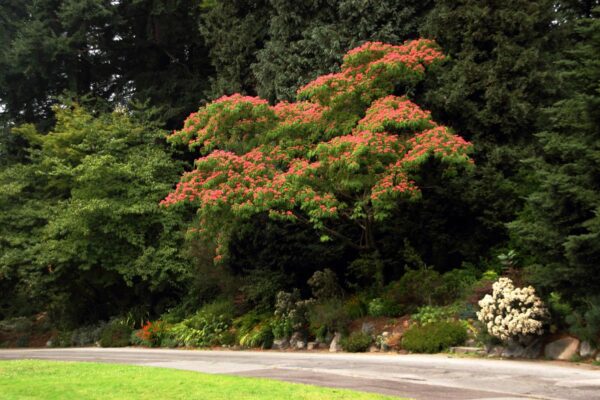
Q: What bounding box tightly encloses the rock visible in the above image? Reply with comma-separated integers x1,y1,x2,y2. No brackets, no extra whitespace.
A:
502,338,543,359
451,346,484,354
307,341,317,351
361,322,375,335
369,345,379,352
544,337,580,360
487,345,504,357
296,340,306,350
272,338,289,350
46,339,53,347
579,341,595,358
329,332,342,352
289,332,303,348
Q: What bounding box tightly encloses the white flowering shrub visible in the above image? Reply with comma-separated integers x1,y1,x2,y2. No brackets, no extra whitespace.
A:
476,277,547,342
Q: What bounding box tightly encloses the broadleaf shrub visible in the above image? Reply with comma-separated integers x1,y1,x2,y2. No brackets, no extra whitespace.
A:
477,277,547,342
100,322,132,347
341,331,372,353
402,321,467,353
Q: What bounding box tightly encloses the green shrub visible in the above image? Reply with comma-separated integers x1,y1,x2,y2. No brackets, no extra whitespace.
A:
238,322,273,349
566,297,600,346
235,312,274,349
99,322,132,347
402,321,467,353
272,290,312,339
383,267,442,314
168,300,236,347
340,332,372,352
136,320,171,347
0,317,33,333
71,323,105,346
308,269,342,300
367,297,400,317
130,330,144,346
15,335,30,348
436,268,478,304
343,295,368,319
309,299,350,338
411,305,458,325
51,331,73,348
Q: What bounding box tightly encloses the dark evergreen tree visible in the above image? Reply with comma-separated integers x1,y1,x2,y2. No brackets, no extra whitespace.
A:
0,0,212,129
415,0,561,261
199,0,272,98
510,10,600,304
199,0,434,102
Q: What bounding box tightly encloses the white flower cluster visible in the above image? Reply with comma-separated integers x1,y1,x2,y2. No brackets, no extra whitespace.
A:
476,277,546,342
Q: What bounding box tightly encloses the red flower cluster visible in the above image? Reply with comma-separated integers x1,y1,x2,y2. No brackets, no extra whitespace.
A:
357,95,434,133
297,39,445,106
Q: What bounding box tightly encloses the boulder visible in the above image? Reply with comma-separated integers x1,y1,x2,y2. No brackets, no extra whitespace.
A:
296,340,306,350
307,341,317,351
272,338,289,350
329,332,342,352
289,332,303,348
544,337,580,360
579,341,595,358
369,345,380,352
450,346,485,355
487,345,504,357
502,338,543,359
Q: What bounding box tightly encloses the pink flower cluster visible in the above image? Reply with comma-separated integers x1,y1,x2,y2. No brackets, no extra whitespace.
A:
297,39,445,105
357,95,434,133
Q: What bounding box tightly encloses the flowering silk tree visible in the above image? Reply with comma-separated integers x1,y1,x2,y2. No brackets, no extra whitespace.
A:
162,39,473,263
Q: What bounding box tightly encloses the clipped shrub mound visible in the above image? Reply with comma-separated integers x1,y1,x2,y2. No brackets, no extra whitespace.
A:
402,321,467,353
341,331,372,353
99,322,132,347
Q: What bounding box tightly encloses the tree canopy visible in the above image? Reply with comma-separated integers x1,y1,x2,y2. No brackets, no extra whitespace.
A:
162,40,472,264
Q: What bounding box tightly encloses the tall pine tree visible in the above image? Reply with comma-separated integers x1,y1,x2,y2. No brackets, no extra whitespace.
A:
510,10,600,305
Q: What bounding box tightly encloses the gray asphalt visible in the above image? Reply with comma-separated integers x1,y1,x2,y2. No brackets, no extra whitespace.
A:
1,348,599,400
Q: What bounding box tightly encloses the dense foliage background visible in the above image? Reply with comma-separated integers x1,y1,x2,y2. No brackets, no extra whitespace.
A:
0,0,598,344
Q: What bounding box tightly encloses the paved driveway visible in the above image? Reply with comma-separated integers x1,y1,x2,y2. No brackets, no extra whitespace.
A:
1,348,599,400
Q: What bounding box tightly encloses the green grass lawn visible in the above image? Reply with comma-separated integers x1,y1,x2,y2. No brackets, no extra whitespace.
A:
0,360,405,400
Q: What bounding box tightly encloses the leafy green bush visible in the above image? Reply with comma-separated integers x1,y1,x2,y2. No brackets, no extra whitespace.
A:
15,335,30,347
168,300,236,347
234,312,274,349
50,331,73,348
309,299,350,338
272,291,312,339
436,268,478,304
402,321,467,353
367,297,400,317
308,269,342,300
384,267,442,314
99,322,132,347
0,317,33,333
71,323,105,346
343,296,368,320
340,332,372,352
411,305,458,325
566,297,600,346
